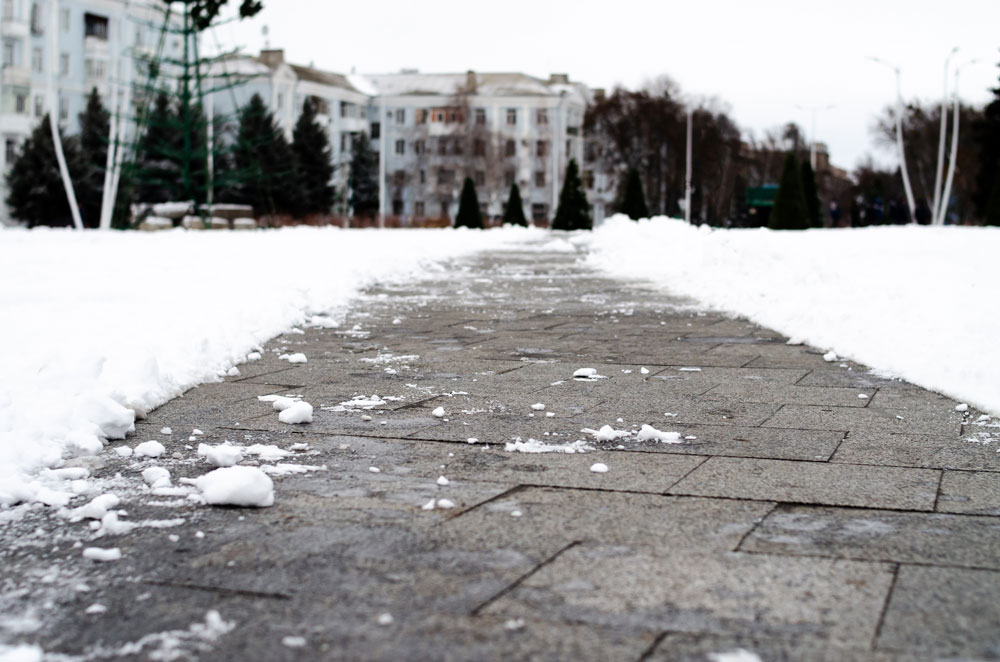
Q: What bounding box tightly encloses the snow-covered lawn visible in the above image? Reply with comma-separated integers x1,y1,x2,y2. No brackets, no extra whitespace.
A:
0,226,540,504
582,215,1000,414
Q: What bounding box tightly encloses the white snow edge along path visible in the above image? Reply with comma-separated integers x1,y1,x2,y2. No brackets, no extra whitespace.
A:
582,216,1000,415
0,225,546,506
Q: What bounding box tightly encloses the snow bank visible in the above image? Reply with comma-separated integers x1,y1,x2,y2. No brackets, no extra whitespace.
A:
584,216,1000,414
0,225,543,505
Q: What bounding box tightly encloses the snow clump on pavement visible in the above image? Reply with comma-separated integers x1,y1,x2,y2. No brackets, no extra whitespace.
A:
195,466,274,507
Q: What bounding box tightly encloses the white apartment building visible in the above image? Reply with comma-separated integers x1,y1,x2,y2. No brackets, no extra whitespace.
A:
0,0,183,225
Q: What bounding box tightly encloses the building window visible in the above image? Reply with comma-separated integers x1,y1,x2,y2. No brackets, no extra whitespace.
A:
58,96,67,120
473,139,485,157
395,139,405,155
536,109,548,125
395,108,405,124
414,139,425,154
532,203,547,222
2,40,14,67
370,122,380,139
392,199,403,215
33,95,42,117
15,93,27,114
2,0,13,19
474,170,485,187
392,170,405,187
536,140,548,157
31,47,42,73
566,139,571,156
416,108,428,124
438,138,447,156
584,142,596,163
504,139,515,157
475,108,485,125
59,53,69,75
583,170,595,189
504,170,515,188
340,132,350,151
84,13,109,40
438,169,454,185
452,138,463,155
5,138,17,164
419,169,425,184
414,201,424,216
60,7,69,31
440,200,449,218
30,3,42,34
85,58,106,80
534,171,546,187
506,108,517,125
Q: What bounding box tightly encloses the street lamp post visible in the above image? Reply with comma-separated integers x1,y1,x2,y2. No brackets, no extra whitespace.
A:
869,57,916,222
937,58,980,226
795,103,835,170
932,47,959,226
684,107,692,224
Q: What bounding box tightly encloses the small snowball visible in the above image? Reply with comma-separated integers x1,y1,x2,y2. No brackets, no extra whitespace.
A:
377,613,394,626
436,476,450,486
858,394,869,399
280,353,307,364
421,498,436,510
160,427,172,435
278,401,313,424
361,414,373,422
195,466,274,507
82,547,121,562
142,467,171,488
432,406,445,418
114,446,133,458
369,467,381,473
466,437,478,444
198,443,244,467
573,368,597,378
282,636,307,648
545,412,555,418
436,498,456,509
133,440,165,458
590,463,609,474
510,510,523,518
85,604,107,614
640,367,650,375
246,352,261,361
226,367,240,377
823,351,838,362
955,403,969,412
530,403,545,411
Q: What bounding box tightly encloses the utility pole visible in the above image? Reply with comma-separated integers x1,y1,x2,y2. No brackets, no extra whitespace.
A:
869,57,916,222
46,0,83,229
932,47,959,226
378,97,385,229
795,103,835,170
684,107,692,224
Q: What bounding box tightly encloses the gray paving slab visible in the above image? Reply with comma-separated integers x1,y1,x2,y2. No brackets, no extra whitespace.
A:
876,565,1000,659
741,504,1000,569
937,470,1000,515
648,632,921,662
832,432,1000,471
762,403,963,436
483,545,895,644
669,457,940,510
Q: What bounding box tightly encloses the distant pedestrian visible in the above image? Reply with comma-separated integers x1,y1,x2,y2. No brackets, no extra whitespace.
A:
828,200,841,226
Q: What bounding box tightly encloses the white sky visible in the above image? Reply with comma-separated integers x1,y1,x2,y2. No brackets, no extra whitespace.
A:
212,0,1000,172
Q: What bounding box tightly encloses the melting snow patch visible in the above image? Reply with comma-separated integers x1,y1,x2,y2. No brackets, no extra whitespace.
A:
198,443,244,467
823,351,838,362
160,427,172,435
531,403,546,411
956,403,969,412
581,425,631,442
572,367,607,380
635,424,682,444
82,547,121,562
281,636,307,649
278,401,313,424
243,444,292,462
195,466,274,507
505,438,593,454
708,650,763,662
589,463,609,474
678,367,702,372
279,353,307,364
133,440,165,458
377,613,394,626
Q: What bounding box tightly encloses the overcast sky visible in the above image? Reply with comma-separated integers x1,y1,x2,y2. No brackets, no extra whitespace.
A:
213,0,999,171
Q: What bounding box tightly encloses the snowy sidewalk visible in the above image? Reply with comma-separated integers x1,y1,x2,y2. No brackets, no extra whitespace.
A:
3,242,999,661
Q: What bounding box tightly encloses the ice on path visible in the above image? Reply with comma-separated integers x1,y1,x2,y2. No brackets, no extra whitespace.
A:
195,466,274,507
278,401,313,424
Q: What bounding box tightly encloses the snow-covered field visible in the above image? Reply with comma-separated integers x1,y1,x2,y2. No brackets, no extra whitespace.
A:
582,215,1000,414
0,226,541,506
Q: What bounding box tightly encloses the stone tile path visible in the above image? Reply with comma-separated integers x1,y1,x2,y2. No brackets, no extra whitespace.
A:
3,242,998,661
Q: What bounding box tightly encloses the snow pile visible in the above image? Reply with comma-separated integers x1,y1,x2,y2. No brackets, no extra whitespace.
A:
194,466,274,507
197,442,244,467
505,438,593,454
0,225,542,504
277,401,313,424
635,424,682,444
585,216,1000,414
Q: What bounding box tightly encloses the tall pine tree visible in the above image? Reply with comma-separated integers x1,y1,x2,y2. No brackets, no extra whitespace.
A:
4,114,82,227
455,177,483,228
800,159,822,227
769,152,810,230
974,56,1000,222
76,87,109,228
292,98,334,216
233,93,301,218
986,159,1000,226
348,132,378,218
618,168,649,220
502,182,527,226
552,159,592,230
134,92,182,203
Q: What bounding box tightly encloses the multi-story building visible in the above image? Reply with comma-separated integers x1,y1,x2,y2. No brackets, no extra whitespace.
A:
210,50,612,225
0,0,182,225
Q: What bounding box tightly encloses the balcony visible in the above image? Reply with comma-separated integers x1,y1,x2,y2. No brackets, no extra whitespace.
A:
1,17,28,38
0,64,30,86
84,36,108,54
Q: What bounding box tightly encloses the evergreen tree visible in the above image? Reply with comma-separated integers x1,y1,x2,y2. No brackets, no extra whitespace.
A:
4,114,82,227
233,93,301,217
769,152,810,230
134,92,182,203
455,177,483,228
76,87,109,228
552,159,592,230
618,168,649,220
974,57,1000,220
800,159,822,227
348,132,378,218
292,98,334,215
502,182,527,226
986,158,1000,226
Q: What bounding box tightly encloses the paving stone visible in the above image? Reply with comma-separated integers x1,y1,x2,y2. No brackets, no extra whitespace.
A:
648,632,921,662
876,565,1000,658
701,382,875,407
831,432,1000,471
669,457,940,510
762,404,963,436
741,504,1000,569
795,369,920,390
937,470,1000,515
484,545,894,644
